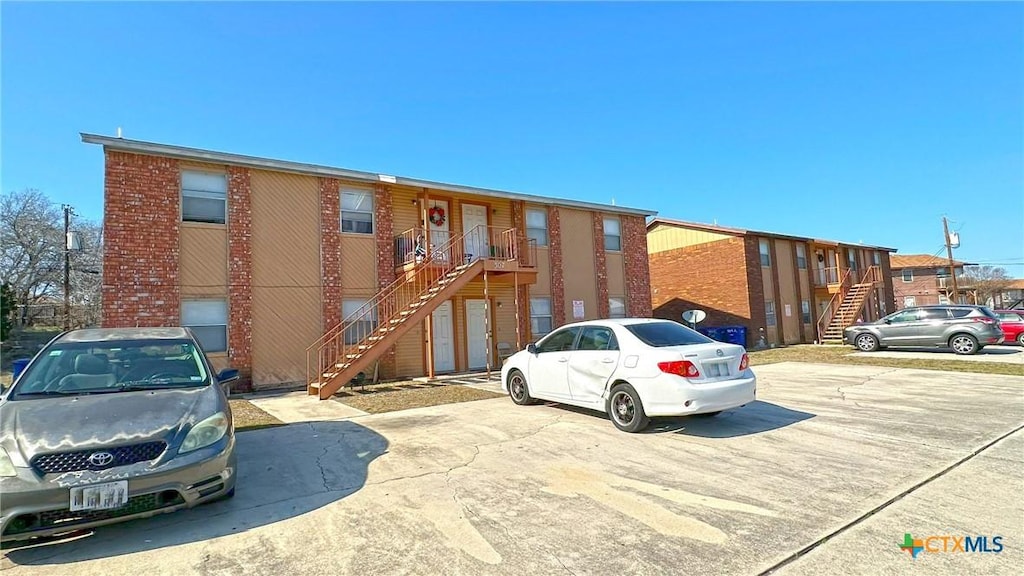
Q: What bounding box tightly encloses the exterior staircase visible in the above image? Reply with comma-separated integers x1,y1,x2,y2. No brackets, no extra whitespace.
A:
306,225,522,400
818,266,883,344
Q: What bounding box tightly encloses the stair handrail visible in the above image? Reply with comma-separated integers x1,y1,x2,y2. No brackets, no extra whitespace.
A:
815,266,855,343
306,224,493,391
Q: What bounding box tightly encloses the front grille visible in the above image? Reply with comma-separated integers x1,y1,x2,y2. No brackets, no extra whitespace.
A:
31,441,167,474
3,491,184,536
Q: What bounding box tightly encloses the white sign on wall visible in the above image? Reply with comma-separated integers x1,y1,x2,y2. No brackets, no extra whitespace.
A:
572,300,585,319
785,304,792,317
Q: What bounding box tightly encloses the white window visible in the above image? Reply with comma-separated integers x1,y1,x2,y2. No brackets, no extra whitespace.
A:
341,189,374,234
903,296,917,308
796,245,807,269
526,208,548,246
182,299,228,353
530,297,553,337
847,249,858,270
608,297,626,319
902,269,913,282
873,252,881,266
765,300,777,327
603,217,621,251
801,300,811,324
181,171,227,224
759,239,771,267
342,299,378,345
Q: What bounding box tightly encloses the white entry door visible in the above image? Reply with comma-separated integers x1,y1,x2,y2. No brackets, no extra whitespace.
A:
465,299,489,370
431,301,455,373
427,200,451,262
462,204,489,262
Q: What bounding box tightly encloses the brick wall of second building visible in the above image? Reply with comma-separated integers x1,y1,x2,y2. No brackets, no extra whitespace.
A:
649,236,758,345
622,215,652,317
893,268,943,308
102,151,181,327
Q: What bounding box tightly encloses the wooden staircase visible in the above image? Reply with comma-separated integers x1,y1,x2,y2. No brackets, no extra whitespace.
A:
818,266,883,344
306,225,497,400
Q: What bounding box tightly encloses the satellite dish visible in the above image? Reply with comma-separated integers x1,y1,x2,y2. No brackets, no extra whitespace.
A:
681,309,707,327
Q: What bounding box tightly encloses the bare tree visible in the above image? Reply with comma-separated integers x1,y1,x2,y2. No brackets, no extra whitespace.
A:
0,189,63,325
962,265,1012,307
70,220,103,328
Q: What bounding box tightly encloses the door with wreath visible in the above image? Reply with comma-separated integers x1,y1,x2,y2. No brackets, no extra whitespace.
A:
427,200,451,262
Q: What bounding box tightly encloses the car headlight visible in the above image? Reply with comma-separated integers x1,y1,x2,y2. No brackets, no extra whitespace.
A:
180,412,229,453
0,447,17,477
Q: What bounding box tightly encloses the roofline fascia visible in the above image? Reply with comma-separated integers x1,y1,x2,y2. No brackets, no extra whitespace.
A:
647,217,897,252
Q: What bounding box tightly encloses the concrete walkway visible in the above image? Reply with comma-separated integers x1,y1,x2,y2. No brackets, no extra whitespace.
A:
245,390,368,423
4,361,1021,575
851,344,1024,365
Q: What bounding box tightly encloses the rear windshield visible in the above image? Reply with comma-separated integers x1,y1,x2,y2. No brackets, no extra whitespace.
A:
11,339,210,399
624,322,713,347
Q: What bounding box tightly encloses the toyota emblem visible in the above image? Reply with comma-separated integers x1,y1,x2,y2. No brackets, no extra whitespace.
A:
716,349,724,357
88,451,115,467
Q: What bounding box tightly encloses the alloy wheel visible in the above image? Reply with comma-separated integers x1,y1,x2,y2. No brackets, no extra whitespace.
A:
611,391,635,426
951,335,976,354
510,374,527,403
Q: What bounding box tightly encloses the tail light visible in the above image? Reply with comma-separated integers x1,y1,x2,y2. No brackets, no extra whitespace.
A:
739,353,750,371
972,317,998,325
658,360,700,378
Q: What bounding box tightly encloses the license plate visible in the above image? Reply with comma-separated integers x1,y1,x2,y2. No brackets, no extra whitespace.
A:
705,362,730,378
70,481,129,511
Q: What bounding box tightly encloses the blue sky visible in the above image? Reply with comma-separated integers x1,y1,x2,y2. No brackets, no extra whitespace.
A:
3,2,1022,274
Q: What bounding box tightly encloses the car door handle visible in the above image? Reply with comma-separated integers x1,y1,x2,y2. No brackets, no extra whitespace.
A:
557,357,568,363
601,358,615,363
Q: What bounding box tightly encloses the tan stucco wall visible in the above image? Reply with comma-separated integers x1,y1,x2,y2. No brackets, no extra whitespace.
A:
560,208,599,321
250,170,322,387
180,225,227,297
606,252,625,298
774,240,801,344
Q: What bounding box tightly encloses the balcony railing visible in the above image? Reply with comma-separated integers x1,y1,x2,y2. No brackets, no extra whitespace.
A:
813,267,841,287
393,227,537,269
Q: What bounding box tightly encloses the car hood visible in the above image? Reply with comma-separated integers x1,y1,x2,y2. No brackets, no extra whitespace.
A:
0,386,222,463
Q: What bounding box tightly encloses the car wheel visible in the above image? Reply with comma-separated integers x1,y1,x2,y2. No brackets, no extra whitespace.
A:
854,333,879,352
507,369,534,405
1017,333,1024,347
693,411,722,418
950,333,979,355
607,383,650,433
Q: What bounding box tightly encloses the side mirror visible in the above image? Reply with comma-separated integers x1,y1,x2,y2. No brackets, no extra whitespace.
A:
526,343,537,354
883,319,892,324
217,368,240,384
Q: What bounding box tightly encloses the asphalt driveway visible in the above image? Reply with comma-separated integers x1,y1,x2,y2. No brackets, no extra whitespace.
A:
3,362,1022,575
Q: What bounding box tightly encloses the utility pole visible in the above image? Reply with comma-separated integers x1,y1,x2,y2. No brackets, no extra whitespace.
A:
943,216,959,305
63,204,73,331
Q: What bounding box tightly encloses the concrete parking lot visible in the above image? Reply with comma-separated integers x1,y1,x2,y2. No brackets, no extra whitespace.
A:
2,362,1022,575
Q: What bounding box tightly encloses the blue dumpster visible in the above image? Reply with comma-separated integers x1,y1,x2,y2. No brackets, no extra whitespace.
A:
697,326,748,347
12,358,30,381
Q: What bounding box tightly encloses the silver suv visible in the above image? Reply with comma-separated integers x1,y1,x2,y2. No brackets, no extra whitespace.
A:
845,305,1004,355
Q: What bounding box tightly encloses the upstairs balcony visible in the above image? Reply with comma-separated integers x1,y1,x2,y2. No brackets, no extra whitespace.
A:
393,226,538,284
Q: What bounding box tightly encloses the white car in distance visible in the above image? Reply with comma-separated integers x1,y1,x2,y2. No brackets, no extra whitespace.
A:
500,318,756,432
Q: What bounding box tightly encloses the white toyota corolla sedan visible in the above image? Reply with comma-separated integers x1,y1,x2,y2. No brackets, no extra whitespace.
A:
500,318,756,432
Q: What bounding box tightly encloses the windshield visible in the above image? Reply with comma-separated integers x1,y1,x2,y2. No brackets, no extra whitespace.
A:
10,339,210,399
624,321,714,347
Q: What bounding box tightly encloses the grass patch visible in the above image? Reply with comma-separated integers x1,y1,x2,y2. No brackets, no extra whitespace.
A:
336,383,503,414
749,345,1023,377
230,399,285,432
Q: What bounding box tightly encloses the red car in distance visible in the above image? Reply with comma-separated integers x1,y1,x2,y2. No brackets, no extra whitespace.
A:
994,310,1024,346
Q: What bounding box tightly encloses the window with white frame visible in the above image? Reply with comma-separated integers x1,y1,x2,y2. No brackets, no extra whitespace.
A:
182,299,228,353
181,171,227,224
603,217,621,251
341,189,374,234
847,249,858,270
873,252,881,266
801,300,811,324
759,239,771,267
608,297,626,318
526,208,548,246
342,299,378,344
796,245,807,269
903,296,916,308
530,297,552,337
765,300,777,327
902,269,913,282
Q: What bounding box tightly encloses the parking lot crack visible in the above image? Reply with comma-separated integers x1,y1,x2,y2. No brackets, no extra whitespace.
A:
553,555,577,575
834,367,902,404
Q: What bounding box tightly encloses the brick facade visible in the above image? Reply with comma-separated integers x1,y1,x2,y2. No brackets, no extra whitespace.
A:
227,166,253,390
649,237,759,346
102,152,181,328
319,177,342,330
743,237,767,346
548,206,566,326
593,212,610,318
511,201,531,344
373,183,396,378
622,215,653,317
892,267,953,309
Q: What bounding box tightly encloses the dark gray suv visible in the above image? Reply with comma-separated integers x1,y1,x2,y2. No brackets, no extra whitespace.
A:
844,305,1004,355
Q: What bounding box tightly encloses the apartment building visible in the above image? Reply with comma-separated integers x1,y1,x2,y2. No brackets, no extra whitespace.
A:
83,134,655,394
890,254,975,308
647,218,897,345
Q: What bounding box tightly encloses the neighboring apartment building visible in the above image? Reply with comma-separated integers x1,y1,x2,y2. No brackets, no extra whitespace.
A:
647,218,897,346
83,133,655,394
890,254,975,309
994,279,1024,309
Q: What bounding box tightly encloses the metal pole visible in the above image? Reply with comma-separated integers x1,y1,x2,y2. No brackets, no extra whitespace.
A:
514,274,521,349
943,217,959,304
63,204,71,332
483,268,491,378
